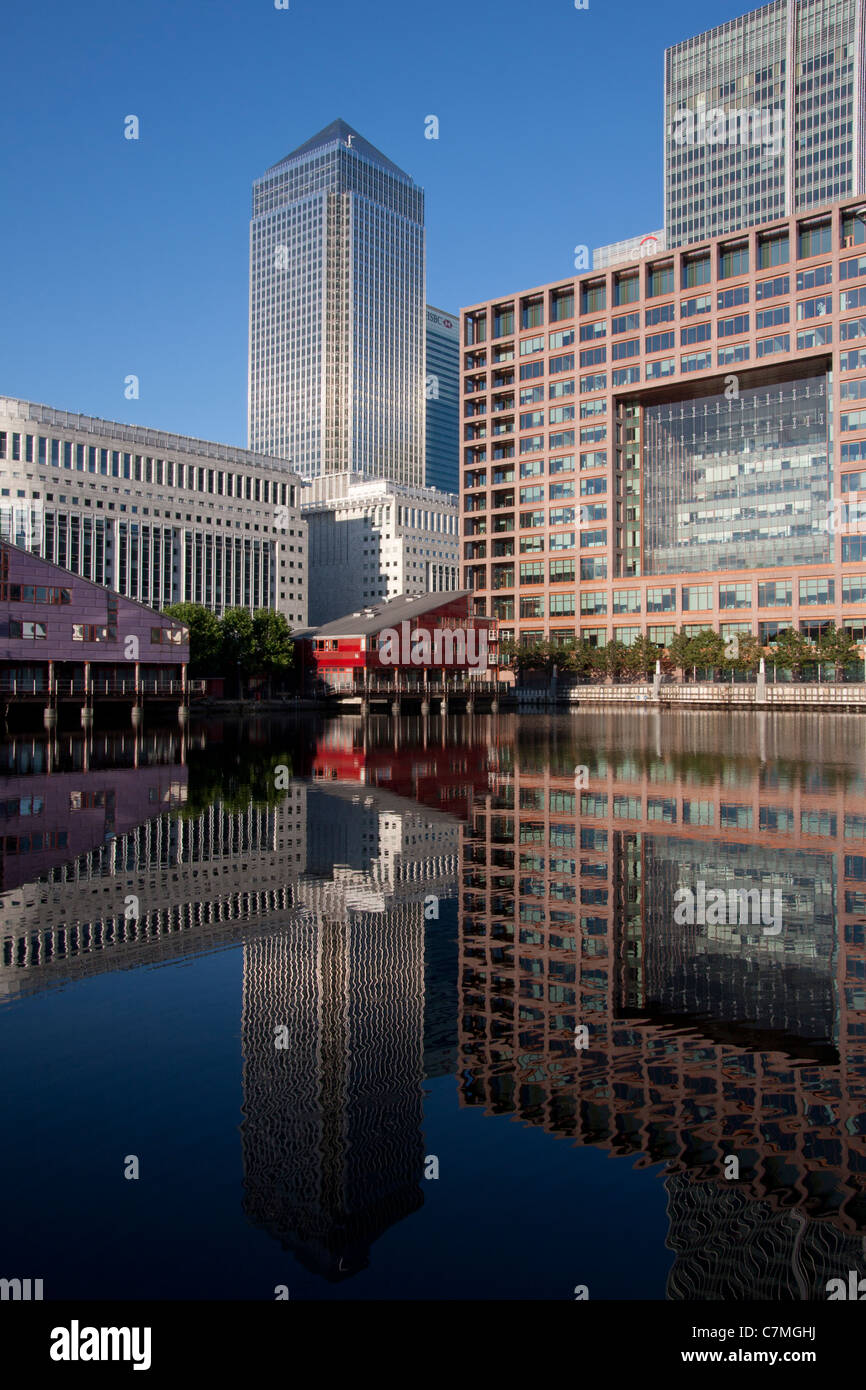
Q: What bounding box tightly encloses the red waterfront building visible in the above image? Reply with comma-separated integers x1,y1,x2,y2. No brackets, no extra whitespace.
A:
299,591,496,694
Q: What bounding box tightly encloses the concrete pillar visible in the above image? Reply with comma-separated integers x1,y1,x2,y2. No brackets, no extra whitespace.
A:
757,656,767,704
43,706,57,729
80,706,94,728
131,706,143,729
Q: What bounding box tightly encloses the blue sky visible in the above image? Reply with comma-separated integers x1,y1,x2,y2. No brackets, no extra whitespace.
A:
0,0,744,447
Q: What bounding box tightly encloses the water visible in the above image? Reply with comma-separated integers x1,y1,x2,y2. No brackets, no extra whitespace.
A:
1,711,865,1300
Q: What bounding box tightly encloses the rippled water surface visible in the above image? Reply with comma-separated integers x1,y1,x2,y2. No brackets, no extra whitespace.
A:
1,711,865,1300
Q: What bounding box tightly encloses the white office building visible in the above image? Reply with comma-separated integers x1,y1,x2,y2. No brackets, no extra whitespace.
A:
0,397,308,624
301,473,458,626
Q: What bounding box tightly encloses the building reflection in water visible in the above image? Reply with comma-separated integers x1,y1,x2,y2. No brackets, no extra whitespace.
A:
460,710,866,1296
2,711,866,1297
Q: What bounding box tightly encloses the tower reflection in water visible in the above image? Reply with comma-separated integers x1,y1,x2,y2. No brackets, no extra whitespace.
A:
2,712,865,1297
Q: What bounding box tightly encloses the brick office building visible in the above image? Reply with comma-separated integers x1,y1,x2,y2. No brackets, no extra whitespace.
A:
460,197,866,659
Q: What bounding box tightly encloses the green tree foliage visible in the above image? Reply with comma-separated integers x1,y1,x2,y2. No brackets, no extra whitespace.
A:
770,627,814,679
162,603,222,676
251,609,295,695
162,603,295,694
816,621,862,681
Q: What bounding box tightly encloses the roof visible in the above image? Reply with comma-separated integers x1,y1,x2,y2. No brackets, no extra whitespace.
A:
308,591,474,639
266,119,411,181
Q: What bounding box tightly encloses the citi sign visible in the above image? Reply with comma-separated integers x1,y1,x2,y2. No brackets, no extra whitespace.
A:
378,622,489,670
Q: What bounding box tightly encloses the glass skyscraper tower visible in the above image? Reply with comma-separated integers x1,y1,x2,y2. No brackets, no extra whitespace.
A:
248,119,426,486
665,0,866,248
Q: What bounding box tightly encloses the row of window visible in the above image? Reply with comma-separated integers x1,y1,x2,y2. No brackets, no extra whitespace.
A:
7,621,185,643
0,432,292,506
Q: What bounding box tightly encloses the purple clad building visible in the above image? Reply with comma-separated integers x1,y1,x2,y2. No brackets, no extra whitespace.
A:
0,539,190,725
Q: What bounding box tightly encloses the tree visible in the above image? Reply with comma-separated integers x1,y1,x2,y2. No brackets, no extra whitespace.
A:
599,639,629,684
668,628,695,681
724,631,765,676
162,603,222,676
221,607,256,695
817,621,862,681
251,609,294,696
688,628,727,678
626,634,661,681
771,627,813,681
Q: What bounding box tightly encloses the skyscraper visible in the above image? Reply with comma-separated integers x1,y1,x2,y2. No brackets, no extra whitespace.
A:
424,305,459,492
248,119,426,486
665,0,866,248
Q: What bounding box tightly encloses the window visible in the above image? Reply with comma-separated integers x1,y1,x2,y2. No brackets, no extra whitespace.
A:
550,455,575,474
719,583,751,609
718,313,750,336
550,328,575,350
645,303,675,326
755,306,788,330
611,338,639,360
648,263,674,297
842,575,866,604
798,219,831,259
841,411,866,433
580,591,607,615
519,561,544,584
549,558,576,582
840,255,866,282
646,331,675,354
611,312,640,335
717,286,749,310
681,585,712,611
493,304,514,337
612,366,641,386
580,451,605,470
797,294,833,319
580,529,606,549
579,346,605,368
757,230,788,267
681,351,712,373
521,297,543,329
719,241,749,278
757,581,792,607
646,357,676,379
519,360,544,380
581,281,606,314
579,373,606,393
797,326,832,349
717,343,749,365
9,620,47,639
756,334,790,357
841,286,866,312
550,288,574,322
756,274,790,300
680,293,711,316
614,272,639,305
799,578,834,605
646,586,675,612
682,253,710,289
519,335,544,355
613,589,640,614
